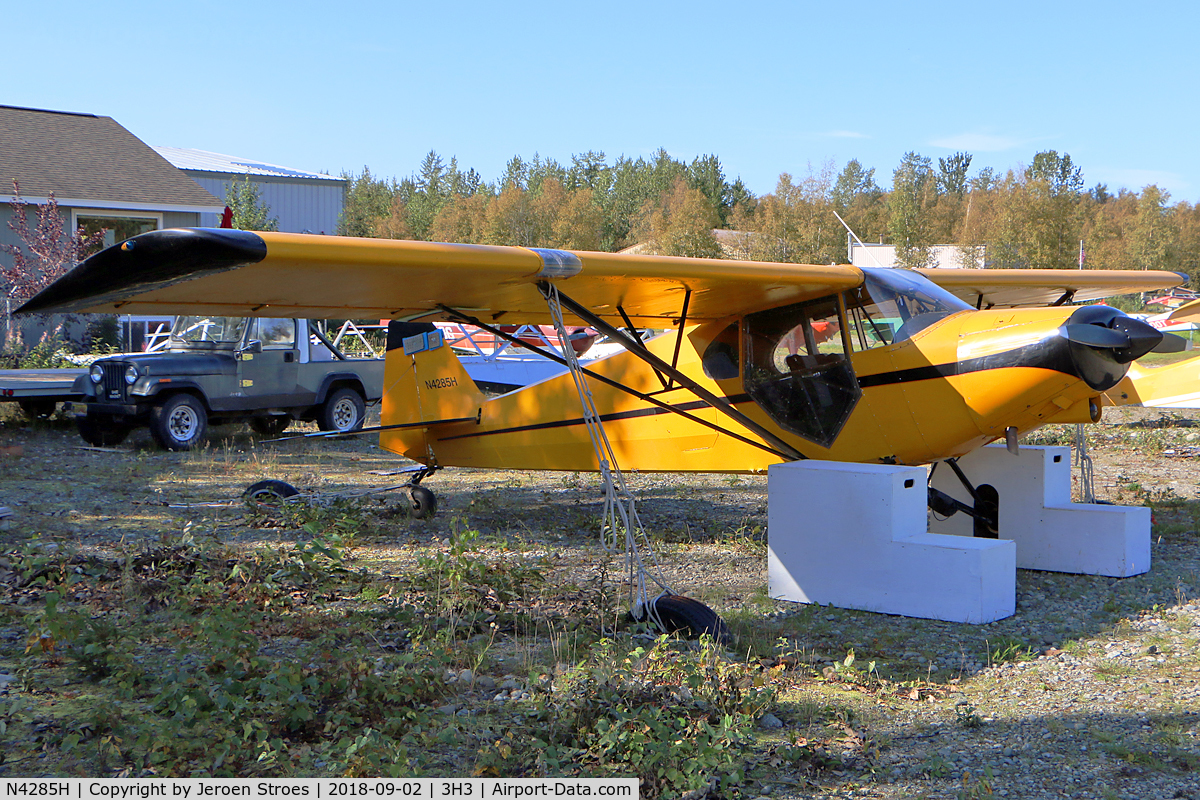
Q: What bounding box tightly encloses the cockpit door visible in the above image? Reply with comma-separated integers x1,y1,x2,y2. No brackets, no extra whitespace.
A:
742,295,861,448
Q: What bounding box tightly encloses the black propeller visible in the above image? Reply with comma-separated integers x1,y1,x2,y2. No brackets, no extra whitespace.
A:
1151,331,1189,354
1062,308,1163,364
1062,322,1129,350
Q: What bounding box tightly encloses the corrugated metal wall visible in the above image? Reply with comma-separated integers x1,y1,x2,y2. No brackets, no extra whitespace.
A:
190,173,347,234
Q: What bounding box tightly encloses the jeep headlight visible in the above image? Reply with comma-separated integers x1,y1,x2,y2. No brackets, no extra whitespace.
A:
89,364,104,384
124,365,139,385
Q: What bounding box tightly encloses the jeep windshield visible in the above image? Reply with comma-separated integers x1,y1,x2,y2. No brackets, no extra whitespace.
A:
169,316,249,349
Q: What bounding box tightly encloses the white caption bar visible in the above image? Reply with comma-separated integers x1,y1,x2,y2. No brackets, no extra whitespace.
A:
1,779,639,800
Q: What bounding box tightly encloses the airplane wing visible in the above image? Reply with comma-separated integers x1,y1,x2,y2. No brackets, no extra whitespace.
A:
916,268,1186,308
1103,356,1200,409
1167,298,1200,322
17,229,863,326
18,229,1186,325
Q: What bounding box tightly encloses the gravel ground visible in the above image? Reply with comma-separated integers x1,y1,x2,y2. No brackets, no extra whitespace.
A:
1,407,1199,797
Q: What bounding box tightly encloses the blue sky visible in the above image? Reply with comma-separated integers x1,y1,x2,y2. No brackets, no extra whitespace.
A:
8,0,1200,201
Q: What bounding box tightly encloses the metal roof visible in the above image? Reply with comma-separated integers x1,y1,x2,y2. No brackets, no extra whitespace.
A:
153,146,343,182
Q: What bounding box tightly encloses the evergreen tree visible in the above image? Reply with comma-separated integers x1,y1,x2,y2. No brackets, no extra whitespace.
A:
938,152,972,198
225,176,278,232
889,152,937,268
337,167,396,237
831,159,880,212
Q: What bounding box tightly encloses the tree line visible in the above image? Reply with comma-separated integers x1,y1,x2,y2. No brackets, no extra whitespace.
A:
337,149,1200,285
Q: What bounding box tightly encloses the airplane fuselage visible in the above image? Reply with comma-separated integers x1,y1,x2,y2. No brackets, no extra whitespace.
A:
380,270,1133,473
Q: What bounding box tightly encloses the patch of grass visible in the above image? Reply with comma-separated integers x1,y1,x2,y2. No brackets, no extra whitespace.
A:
476,636,781,799
986,636,1036,666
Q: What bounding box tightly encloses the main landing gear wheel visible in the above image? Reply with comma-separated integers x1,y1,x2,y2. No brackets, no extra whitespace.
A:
150,394,207,451
640,595,732,644
407,485,437,519
318,388,365,433
243,479,300,502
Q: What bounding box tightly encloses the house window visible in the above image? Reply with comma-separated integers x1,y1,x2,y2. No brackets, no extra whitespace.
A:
75,213,161,251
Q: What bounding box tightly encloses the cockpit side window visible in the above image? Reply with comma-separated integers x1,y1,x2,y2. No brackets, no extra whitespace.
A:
702,324,740,380
743,296,860,447
845,270,972,350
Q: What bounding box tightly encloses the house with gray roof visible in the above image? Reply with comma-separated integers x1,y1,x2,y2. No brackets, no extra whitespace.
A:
0,104,223,347
154,146,347,235
0,105,223,254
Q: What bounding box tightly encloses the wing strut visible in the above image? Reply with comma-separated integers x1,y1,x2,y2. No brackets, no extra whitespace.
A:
537,282,806,461
438,305,796,460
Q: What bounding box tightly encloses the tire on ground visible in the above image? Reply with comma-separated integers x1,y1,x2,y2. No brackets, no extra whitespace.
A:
150,394,208,451
648,595,732,643
243,479,300,502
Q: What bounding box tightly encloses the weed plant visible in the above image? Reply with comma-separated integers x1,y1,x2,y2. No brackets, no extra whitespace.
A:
476,635,781,798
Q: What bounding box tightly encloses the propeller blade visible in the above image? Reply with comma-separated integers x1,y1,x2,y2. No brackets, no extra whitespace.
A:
1063,323,1129,349
1151,331,1189,354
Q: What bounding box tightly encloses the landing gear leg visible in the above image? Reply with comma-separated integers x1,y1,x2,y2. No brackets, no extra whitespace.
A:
928,458,1000,538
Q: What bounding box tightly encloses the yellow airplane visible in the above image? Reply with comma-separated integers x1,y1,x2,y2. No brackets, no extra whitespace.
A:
18,227,1186,484
17,228,1188,631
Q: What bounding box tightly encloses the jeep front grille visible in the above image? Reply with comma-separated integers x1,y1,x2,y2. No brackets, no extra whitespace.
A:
100,361,128,402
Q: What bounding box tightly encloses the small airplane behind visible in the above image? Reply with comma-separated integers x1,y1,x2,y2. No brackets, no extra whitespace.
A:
17,228,1189,631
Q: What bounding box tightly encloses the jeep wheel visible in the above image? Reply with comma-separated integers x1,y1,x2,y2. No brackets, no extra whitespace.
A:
77,414,131,447
150,394,208,451
250,416,291,436
317,388,365,433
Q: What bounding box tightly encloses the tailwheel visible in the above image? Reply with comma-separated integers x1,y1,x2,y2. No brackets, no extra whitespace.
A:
407,485,437,519
636,595,732,644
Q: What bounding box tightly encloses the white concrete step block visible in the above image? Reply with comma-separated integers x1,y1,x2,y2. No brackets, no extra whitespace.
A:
768,461,1016,623
928,444,1150,577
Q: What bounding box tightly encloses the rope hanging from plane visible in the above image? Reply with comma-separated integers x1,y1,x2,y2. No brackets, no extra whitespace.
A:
540,281,675,630
1074,423,1097,503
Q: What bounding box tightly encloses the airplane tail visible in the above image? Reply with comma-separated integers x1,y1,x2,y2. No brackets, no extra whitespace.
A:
379,322,485,463
1103,355,1200,408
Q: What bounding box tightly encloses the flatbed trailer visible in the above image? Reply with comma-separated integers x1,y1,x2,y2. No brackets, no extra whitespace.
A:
0,368,86,416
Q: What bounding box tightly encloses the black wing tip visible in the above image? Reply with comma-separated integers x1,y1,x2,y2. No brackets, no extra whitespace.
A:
15,228,268,315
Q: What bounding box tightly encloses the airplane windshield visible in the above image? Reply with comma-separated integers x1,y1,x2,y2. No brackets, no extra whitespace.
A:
845,270,972,350
170,316,249,346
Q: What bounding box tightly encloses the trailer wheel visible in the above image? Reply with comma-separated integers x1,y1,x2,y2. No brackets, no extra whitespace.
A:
250,416,291,436
76,413,131,447
150,394,207,451
19,399,57,419
318,388,365,433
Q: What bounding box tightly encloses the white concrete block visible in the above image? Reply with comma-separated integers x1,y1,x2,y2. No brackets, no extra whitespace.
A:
768,461,1016,623
928,445,1150,577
